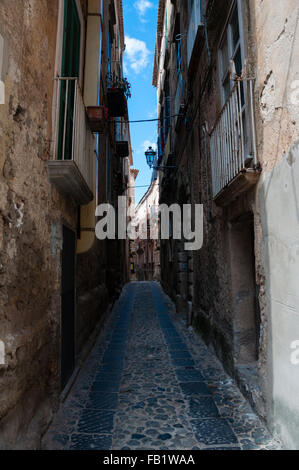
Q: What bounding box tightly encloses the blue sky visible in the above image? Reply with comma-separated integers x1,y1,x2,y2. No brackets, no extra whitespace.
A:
122,0,159,204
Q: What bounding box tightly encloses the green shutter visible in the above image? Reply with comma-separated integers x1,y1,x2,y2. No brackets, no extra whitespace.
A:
58,0,81,160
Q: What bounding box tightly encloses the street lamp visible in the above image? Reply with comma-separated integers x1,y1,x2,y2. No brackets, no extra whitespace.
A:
145,146,176,171
145,146,156,169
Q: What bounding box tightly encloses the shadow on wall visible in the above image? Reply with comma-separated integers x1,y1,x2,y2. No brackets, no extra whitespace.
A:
258,140,299,450
0,204,59,449
250,0,299,449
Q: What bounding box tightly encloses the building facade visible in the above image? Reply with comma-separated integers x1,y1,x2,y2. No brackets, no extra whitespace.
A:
0,0,132,449
131,175,161,282
128,167,139,281
153,0,299,449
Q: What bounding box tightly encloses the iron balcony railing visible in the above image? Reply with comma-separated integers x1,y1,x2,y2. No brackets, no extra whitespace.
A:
210,79,257,198
53,77,94,194
116,118,129,142
187,0,203,67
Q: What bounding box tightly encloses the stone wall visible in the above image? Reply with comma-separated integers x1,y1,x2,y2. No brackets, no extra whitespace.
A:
189,0,299,449
0,0,73,448
155,0,299,449
0,0,114,449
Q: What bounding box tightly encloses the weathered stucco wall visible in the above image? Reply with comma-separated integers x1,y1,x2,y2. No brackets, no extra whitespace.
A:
258,142,299,449
252,0,299,449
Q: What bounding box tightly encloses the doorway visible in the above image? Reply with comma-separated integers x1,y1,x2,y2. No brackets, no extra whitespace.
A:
61,225,76,391
229,213,261,364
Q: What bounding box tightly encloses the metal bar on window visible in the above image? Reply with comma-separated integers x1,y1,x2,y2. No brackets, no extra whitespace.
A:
53,77,94,194
62,79,69,161
249,79,257,165
54,78,61,160
72,79,78,162
237,80,245,168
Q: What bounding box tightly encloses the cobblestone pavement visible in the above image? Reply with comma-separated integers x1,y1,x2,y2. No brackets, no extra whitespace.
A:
42,282,282,450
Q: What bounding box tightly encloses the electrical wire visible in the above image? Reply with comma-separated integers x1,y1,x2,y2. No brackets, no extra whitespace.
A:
108,114,181,124
129,184,160,188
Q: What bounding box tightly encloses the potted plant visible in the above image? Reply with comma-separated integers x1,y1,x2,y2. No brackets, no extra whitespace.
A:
106,72,131,117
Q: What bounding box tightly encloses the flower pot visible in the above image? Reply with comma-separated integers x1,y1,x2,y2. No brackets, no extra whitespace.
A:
86,106,107,133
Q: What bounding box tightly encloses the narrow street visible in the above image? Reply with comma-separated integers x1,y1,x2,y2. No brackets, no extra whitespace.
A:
43,282,281,451
1,0,298,452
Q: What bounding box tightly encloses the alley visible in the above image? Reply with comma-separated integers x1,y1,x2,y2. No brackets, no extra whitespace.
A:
43,283,281,451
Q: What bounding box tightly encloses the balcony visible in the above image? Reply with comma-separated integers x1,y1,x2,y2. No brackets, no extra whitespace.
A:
116,119,129,158
210,79,260,206
107,88,127,117
48,77,95,205
187,0,203,71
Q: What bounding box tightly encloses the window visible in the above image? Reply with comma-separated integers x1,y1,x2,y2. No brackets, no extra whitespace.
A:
61,0,81,78
173,14,184,118
164,74,170,140
58,0,81,160
173,14,182,76
219,1,245,105
218,0,249,155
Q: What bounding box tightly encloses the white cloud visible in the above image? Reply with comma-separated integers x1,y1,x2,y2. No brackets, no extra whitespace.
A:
123,60,129,76
147,109,157,119
134,0,153,20
134,140,157,156
125,36,150,74
142,140,157,152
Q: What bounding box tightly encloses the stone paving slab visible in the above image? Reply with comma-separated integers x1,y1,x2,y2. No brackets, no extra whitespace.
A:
42,282,282,451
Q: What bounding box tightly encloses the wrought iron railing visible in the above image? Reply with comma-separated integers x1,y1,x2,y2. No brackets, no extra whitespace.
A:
210,79,257,198
53,77,94,194
116,118,128,142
